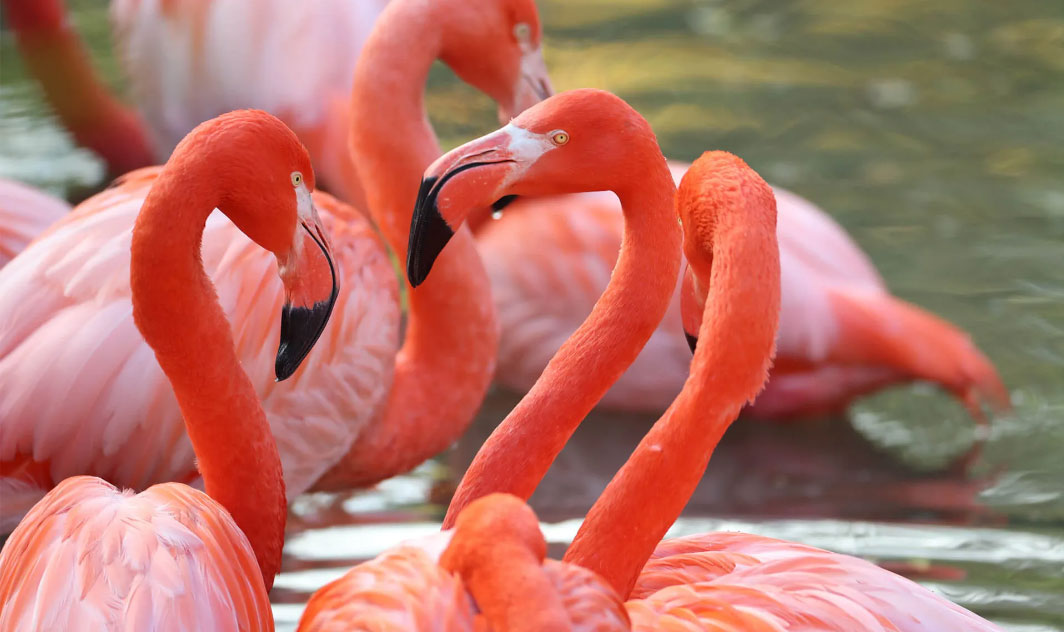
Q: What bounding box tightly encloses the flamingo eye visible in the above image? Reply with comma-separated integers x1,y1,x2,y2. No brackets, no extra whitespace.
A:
550,130,569,146
291,171,303,187
513,22,531,42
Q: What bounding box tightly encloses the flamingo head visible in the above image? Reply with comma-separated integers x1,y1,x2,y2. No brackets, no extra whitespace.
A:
438,0,553,121
407,89,663,286
202,111,340,380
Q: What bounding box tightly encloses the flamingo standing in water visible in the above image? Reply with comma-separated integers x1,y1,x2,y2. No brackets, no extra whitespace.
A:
0,110,338,630
0,0,551,531
2,0,386,206
297,92,999,629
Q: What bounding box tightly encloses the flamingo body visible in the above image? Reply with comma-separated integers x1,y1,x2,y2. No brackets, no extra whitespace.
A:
626,532,998,631
478,162,1006,417
0,168,398,532
111,0,389,204
0,179,70,268
0,476,272,631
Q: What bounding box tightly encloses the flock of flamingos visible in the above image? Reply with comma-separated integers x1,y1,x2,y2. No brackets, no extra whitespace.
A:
0,0,1014,629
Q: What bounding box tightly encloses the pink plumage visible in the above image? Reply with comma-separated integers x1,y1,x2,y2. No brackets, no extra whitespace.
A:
0,476,272,631
476,162,1007,418
110,0,389,206
0,168,399,532
0,178,70,267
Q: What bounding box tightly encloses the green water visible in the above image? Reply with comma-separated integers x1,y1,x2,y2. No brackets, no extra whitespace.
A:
2,1,1062,629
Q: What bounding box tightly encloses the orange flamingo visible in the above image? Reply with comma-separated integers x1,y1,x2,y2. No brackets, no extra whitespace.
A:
0,179,69,267
0,110,338,629
299,92,999,629
0,0,549,530
473,167,1009,420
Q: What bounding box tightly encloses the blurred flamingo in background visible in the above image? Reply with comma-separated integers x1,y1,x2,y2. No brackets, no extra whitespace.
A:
473,165,1009,420
0,0,551,532
299,93,1001,629
0,110,337,630
0,179,69,267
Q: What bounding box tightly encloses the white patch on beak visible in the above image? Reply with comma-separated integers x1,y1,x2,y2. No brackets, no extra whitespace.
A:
501,124,556,162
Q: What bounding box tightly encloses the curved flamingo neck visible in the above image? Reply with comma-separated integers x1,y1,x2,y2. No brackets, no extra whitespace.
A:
443,154,682,529
317,0,498,487
440,494,572,631
130,156,285,589
564,164,781,598
3,0,154,177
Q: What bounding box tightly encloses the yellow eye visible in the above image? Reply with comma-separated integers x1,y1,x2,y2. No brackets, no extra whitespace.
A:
550,130,569,146
291,171,303,187
513,22,531,41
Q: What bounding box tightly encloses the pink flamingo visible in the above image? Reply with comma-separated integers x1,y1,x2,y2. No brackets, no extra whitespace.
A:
0,110,337,629
0,0,550,531
298,92,1000,629
472,164,1009,419
0,179,69,267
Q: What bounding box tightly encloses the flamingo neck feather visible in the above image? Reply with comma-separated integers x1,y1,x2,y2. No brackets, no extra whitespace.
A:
317,0,498,487
443,150,682,528
564,167,781,597
129,151,286,589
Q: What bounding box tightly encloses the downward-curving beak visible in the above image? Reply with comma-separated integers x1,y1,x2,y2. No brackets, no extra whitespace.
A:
680,264,703,354
407,128,524,287
499,46,553,123
276,212,339,380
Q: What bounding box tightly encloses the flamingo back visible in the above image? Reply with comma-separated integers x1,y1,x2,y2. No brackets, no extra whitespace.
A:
0,169,399,531
297,546,477,631
626,532,1001,631
0,476,272,631
0,178,70,267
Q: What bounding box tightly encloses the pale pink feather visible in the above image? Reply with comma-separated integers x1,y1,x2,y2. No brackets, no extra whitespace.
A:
0,168,399,532
626,532,1000,631
110,0,388,202
0,476,272,631
477,162,1004,416
0,178,70,267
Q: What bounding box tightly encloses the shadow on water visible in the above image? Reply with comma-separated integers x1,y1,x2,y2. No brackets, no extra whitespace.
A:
2,0,1062,630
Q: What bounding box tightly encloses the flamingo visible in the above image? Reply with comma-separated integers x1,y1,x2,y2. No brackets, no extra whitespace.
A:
0,179,69,267
0,109,338,630
0,0,551,531
298,93,999,629
472,167,1009,420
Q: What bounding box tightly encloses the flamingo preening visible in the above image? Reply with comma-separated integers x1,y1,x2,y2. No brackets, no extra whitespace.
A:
0,0,551,531
298,90,999,630
0,110,337,630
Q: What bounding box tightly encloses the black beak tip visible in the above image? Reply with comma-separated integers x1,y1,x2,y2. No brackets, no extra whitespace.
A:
407,176,454,288
275,298,337,381
685,332,698,354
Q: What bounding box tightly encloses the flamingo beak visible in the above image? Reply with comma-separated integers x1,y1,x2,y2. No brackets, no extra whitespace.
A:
276,210,339,380
680,264,703,354
498,46,553,123
407,127,522,287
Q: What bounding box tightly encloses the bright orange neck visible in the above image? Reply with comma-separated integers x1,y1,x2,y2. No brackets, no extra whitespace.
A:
316,0,498,487
443,157,682,528
564,164,782,598
3,0,155,177
129,156,286,589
